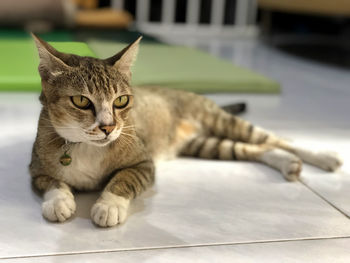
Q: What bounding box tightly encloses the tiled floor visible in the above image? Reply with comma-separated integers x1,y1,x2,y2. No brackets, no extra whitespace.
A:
6,238,350,263
1,37,350,262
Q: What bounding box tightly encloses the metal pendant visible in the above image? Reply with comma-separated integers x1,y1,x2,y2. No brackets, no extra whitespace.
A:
60,140,72,166
60,151,72,166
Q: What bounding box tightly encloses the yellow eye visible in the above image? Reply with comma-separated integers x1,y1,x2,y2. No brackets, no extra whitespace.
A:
114,95,129,109
71,96,91,109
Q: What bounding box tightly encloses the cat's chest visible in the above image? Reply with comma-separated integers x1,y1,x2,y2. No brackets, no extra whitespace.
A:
57,144,110,190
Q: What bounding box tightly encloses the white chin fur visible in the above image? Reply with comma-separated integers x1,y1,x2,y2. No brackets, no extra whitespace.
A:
87,139,112,147
54,124,121,147
87,131,121,147
54,126,89,143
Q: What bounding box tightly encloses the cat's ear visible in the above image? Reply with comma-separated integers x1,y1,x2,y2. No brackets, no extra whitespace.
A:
31,33,71,80
104,36,142,78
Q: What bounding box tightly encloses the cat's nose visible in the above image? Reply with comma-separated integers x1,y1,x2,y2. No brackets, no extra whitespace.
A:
99,124,115,136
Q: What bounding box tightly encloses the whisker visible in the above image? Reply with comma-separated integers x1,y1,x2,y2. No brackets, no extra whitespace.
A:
122,127,135,131
120,132,137,140
41,126,78,130
39,117,84,129
85,132,99,136
46,136,63,145
118,136,133,150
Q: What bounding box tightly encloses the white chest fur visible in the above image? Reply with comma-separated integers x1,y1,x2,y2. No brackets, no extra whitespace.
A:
57,143,108,190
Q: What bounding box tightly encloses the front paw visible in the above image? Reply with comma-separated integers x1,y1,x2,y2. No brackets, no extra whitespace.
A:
42,188,76,222
91,192,130,227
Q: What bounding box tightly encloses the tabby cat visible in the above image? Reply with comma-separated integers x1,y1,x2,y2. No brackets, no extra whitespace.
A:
29,34,342,227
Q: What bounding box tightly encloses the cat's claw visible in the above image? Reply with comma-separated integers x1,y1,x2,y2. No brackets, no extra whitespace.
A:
42,189,76,222
91,192,130,227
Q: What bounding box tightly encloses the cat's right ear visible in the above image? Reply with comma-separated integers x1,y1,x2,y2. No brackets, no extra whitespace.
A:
31,33,71,81
104,36,142,78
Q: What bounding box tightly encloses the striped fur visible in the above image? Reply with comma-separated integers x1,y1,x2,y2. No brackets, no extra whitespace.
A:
180,103,342,181
182,136,273,161
30,35,343,227
106,160,155,199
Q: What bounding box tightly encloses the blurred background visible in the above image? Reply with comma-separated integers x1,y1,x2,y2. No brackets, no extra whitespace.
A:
1,0,350,67
2,1,350,261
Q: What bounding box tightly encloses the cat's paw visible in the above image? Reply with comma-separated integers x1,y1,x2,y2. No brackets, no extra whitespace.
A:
260,148,302,181
91,192,130,227
313,151,343,171
291,144,343,172
282,159,302,182
42,188,76,222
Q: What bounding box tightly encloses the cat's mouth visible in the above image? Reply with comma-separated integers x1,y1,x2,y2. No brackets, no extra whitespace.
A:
94,138,109,142
87,129,121,146
90,137,111,146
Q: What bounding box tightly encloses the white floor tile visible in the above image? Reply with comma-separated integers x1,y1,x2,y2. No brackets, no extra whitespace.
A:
4,238,350,262
289,132,350,217
1,134,350,258
1,37,350,260
202,38,350,222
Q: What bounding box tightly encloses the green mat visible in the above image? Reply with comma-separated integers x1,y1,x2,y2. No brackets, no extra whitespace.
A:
0,40,95,92
0,30,280,93
0,29,93,92
89,40,280,93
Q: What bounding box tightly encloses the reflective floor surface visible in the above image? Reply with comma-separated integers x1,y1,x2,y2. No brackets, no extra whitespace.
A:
1,36,350,262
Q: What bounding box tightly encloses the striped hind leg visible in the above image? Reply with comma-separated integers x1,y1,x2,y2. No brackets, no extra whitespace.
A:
203,110,342,172
265,138,343,172
181,136,302,181
238,122,342,172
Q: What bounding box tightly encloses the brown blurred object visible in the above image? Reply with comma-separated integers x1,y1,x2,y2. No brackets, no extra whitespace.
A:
258,0,350,16
72,0,98,9
76,8,132,28
0,0,132,30
0,0,68,28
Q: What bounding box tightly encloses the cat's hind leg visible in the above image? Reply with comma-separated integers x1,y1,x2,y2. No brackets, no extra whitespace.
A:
275,142,343,172
203,109,342,172
238,125,343,172
181,137,302,181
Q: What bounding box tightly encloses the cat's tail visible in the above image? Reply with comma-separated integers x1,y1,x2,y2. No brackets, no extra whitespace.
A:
221,102,246,115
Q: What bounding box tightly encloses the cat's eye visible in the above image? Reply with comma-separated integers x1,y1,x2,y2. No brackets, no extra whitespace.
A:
114,95,129,109
71,96,91,109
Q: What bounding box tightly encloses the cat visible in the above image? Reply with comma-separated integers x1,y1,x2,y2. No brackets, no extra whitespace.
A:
29,34,343,227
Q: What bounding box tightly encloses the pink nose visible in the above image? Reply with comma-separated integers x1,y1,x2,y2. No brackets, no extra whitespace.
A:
99,125,115,135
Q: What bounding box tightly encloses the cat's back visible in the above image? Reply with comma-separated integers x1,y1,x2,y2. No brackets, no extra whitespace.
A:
131,86,205,116
130,86,203,160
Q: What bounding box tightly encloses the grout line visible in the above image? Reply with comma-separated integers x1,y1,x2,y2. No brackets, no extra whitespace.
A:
2,235,350,260
299,178,350,220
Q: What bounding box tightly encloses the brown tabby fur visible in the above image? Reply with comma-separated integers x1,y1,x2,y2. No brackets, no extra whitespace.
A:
29,34,342,227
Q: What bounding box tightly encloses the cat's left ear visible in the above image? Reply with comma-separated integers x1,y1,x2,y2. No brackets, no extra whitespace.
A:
31,33,71,81
105,36,142,78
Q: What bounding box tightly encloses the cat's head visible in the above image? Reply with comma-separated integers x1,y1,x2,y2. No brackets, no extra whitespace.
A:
32,34,141,146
